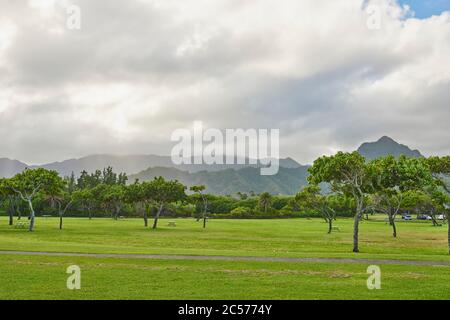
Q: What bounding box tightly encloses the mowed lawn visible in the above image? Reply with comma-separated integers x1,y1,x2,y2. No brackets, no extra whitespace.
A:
1,254,450,300
1,217,450,300
0,216,449,261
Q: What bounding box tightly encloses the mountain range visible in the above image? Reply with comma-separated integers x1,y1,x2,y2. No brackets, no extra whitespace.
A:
129,166,311,195
0,136,427,194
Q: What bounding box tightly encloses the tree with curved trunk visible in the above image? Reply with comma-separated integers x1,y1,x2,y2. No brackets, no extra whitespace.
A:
308,152,370,253
46,178,73,230
190,185,208,228
53,193,73,230
73,188,96,220
125,181,148,227
145,177,186,230
8,168,62,232
296,185,336,233
101,184,126,220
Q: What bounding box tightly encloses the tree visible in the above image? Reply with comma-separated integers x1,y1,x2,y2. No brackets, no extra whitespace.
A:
101,184,126,220
9,168,63,231
0,179,25,225
0,178,14,226
102,167,117,185
427,156,450,194
146,177,186,229
296,185,336,234
190,185,208,228
46,176,73,230
259,192,273,215
425,156,450,254
65,172,77,194
367,156,433,238
236,192,248,200
308,152,370,253
125,181,148,227
72,188,96,220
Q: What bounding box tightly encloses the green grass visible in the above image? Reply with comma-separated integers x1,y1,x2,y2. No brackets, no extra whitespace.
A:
0,216,448,261
1,254,450,300
1,217,449,299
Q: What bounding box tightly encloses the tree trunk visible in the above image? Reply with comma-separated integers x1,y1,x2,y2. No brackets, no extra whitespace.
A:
8,211,13,225
388,213,397,238
7,201,14,226
144,211,148,227
114,204,120,220
430,211,440,227
27,200,35,232
88,208,92,220
59,213,63,230
152,204,163,229
203,213,207,229
327,218,332,234
353,199,362,253
447,213,450,255
353,213,359,252
17,206,22,220
391,217,397,238
202,199,207,229
8,209,13,226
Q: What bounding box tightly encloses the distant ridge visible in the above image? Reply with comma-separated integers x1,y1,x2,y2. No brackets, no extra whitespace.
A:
0,137,431,194
30,155,302,177
0,158,28,178
31,154,174,177
130,166,310,195
357,136,423,160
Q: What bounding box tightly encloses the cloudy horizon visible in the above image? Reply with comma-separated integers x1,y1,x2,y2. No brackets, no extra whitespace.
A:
0,0,449,165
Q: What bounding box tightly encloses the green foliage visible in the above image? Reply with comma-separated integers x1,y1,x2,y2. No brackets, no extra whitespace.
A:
308,151,370,196
426,156,450,195
230,206,253,217
145,177,187,206
77,167,128,189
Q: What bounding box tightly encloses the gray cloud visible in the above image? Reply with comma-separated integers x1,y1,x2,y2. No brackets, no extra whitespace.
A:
0,0,449,165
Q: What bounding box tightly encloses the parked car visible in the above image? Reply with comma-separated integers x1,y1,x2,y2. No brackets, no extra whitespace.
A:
437,215,445,220
402,215,412,221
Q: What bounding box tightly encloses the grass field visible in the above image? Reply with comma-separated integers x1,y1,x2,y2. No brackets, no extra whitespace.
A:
1,216,449,299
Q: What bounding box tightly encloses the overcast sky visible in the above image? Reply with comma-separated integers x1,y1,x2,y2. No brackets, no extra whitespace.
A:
0,0,449,165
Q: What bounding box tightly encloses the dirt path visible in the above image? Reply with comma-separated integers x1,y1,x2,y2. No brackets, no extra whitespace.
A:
1,250,450,267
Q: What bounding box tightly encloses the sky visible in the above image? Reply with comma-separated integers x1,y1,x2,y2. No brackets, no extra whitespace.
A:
401,0,449,18
0,0,449,165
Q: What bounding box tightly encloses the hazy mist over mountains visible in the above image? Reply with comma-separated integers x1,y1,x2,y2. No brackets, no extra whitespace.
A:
0,137,427,194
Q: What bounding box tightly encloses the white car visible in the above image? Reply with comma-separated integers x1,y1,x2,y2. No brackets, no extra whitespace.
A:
425,215,445,220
